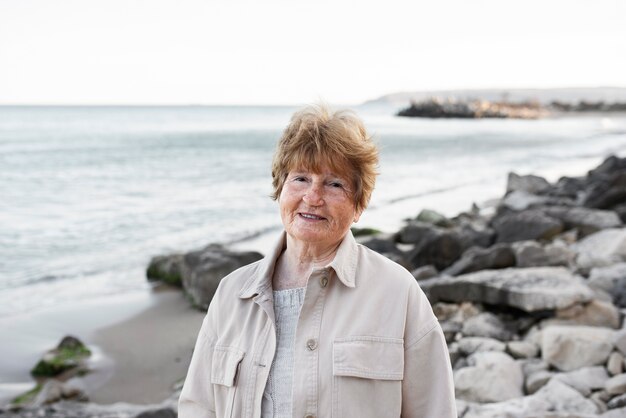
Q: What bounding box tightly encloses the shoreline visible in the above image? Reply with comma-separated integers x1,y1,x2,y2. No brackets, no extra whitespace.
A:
0,288,204,407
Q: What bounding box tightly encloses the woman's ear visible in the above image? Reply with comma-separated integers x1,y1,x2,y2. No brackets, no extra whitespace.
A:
353,209,362,223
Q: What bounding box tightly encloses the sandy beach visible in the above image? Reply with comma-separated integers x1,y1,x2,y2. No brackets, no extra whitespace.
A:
0,287,205,407
89,288,205,404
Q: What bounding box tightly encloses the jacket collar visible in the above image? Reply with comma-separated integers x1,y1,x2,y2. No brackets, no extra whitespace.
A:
238,230,358,299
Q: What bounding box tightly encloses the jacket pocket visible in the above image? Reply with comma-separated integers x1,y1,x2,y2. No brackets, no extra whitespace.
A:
332,337,403,418
211,345,245,418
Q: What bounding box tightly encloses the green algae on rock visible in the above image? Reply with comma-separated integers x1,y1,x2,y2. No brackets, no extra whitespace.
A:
31,336,91,378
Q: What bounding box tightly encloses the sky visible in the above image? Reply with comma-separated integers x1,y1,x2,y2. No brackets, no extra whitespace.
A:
1,0,625,105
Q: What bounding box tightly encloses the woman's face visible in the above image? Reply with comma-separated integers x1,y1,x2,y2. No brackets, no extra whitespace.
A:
279,166,361,249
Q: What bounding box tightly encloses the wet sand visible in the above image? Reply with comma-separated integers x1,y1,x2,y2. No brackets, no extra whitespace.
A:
0,287,205,407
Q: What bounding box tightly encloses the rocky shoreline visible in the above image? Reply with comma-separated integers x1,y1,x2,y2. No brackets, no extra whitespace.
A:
6,155,626,417
397,97,626,119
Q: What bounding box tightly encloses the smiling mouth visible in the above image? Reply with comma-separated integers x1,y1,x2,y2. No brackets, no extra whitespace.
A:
299,212,326,221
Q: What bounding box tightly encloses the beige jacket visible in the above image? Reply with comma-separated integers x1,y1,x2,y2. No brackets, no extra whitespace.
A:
178,231,456,418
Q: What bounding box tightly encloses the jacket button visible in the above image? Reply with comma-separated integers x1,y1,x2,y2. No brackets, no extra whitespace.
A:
320,276,328,288
306,339,318,350
305,415,315,418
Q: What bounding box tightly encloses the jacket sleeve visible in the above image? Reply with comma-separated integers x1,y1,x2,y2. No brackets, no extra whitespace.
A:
178,299,218,418
401,281,457,418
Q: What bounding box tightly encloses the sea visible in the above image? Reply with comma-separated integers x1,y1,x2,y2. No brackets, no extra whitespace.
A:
2,105,626,319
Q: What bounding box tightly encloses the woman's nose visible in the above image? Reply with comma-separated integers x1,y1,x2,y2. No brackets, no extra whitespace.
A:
303,182,324,206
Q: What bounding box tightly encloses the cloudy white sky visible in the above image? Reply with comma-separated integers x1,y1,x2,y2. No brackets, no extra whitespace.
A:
1,0,625,105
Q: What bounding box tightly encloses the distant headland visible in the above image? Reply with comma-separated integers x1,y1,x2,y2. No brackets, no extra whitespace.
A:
369,87,626,119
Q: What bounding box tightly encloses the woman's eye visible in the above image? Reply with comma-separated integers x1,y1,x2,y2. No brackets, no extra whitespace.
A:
329,182,343,188
294,176,307,182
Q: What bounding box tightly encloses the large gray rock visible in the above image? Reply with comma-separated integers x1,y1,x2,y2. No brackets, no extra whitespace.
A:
583,167,626,210
507,172,551,195
502,190,548,211
181,244,263,310
415,208,453,227
589,263,626,308
421,267,594,313
457,337,506,355
135,408,177,418
513,240,575,268
553,299,621,329
572,228,626,271
492,209,563,243
443,243,515,276
462,312,512,341
410,265,438,281
552,175,586,200
543,206,622,237
614,329,626,356
526,370,555,394
454,351,524,403
606,373,626,395
607,351,625,376
542,325,615,371
460,379,599,418
553,366,610,396
146,254,184,287
507,341,539,359
397,221,492,270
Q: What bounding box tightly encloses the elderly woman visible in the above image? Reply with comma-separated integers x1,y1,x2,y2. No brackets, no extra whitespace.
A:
179,105,456,418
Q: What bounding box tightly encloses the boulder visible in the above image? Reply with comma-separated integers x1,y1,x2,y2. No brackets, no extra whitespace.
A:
460,379,598,418
31,336,91,377
443,244,515,276
608,351,624,376
146,254,184,287
613,202,626,223
542,325,615,371
350,226,382,237
501,190,548,211
554,300,620,329
457,337,506,355
526,370,555,394
589,263,626,308
606,373,626,395
397,221,491,270
462,312,512,341
454,351,524,402
421,267,594,313
506,340,539,359
552,366,610,397
552,175,586,200
415,208,453,227
181,244,263,310
587,155,626,181
506,172,551,194
520,358,549,378
513,240,575,268
614,330,626,356
583,170,626,210
492,209,563,243
572,228,626,271
606,394,626,410
410,265,438,280
543,206,622,237
135,408,177,418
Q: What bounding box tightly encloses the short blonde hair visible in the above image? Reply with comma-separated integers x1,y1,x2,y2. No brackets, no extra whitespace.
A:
271,104,379,213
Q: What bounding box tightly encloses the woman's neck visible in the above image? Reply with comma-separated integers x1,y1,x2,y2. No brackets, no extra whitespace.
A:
272,235,340,290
